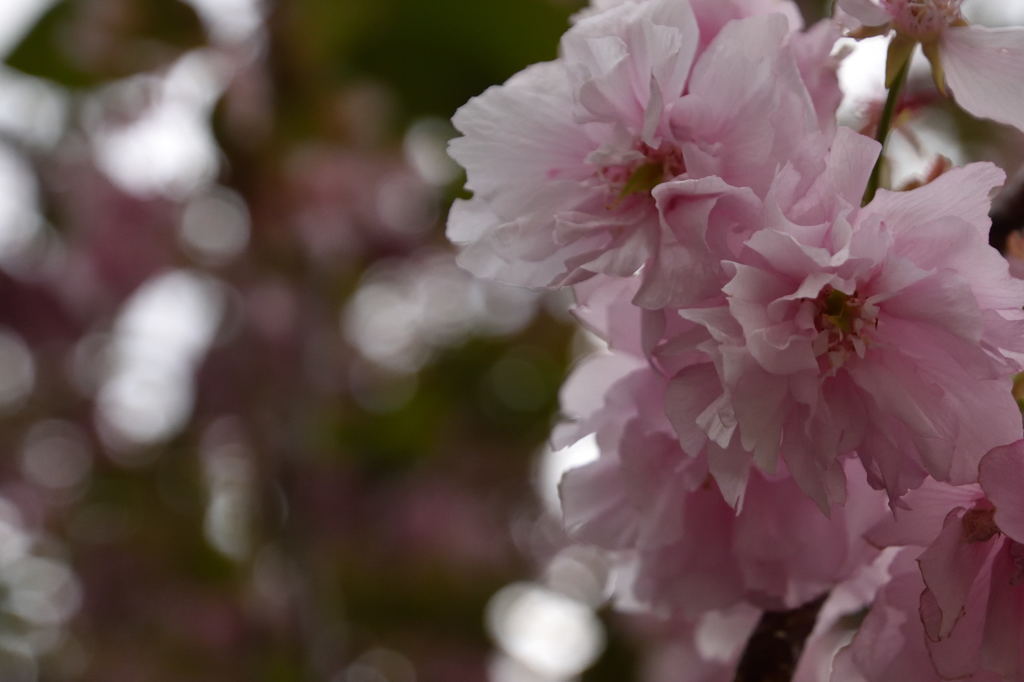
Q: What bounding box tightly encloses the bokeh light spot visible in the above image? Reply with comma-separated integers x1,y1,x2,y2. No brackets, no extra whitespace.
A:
0,328,34,412
486,582,604,679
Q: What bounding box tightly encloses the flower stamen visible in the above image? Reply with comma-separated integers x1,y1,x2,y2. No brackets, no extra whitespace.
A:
598,142,684,209
811,286,878,371
883,0,965,40
962,506,999,543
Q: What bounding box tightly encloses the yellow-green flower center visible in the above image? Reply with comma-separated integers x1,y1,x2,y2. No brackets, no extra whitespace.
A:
884,0,964,40
811,286,878,371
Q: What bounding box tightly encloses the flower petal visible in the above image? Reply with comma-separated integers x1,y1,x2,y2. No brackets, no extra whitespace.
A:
563,0,699,132
942,25,1024,133
837,0,892,28
867,478,983,548
707,438,751,511
866,162,1005,241
560,455,638,548
979,544,1024,678
665,362,723,455
917,508,998,640
979,440,1024,544
449,62,592,215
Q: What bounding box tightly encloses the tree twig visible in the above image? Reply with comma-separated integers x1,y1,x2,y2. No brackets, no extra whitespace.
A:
733,595,827,682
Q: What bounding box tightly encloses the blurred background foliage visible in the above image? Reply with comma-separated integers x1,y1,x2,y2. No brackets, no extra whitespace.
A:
0,0,601,680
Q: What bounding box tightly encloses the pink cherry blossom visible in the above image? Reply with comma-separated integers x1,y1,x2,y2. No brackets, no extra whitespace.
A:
582,0,842,129
450,0,1024,672
836,442,1024,680
639,125,872,312
448,0,827,295
838,0,1024,133
830,550,961,682
579,0,805,37
920,442,1024,679
832,562,1008,682
626,455,885,616
791,549,898,682
557,351,886,619
666,160,1024,511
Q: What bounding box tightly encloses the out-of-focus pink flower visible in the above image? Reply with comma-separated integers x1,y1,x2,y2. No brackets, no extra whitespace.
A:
830,550,953,682
578,0,804,33
639,604,762,682
579,0,843,130
791,550,897,682
557,353,886,618
833,480,991,680
448,0,825,296
839,0,1024,133
919,442,1024,679
624,455,885,616
832,560,1009,682
837,442,1024,680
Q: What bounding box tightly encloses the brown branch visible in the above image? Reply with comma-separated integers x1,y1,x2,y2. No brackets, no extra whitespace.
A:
990,178,1024,253
733,595,826,682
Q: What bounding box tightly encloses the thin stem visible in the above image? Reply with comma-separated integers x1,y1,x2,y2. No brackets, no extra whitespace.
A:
863,61,909,205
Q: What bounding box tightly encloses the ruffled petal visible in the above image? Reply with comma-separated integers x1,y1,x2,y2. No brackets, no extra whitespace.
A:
707,438,751,511
447,199,605,287
665,362,723,455
449,62,592,215
639,177,763,309
865,162,1005,241
630,490,746,616
563,0,699,134
677,13,817,194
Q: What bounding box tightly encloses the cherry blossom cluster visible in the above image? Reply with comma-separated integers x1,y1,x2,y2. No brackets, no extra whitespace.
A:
448,0,1024,679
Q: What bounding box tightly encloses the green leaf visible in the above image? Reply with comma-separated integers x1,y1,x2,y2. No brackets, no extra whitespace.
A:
295,0,583,125
5,0,206,89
